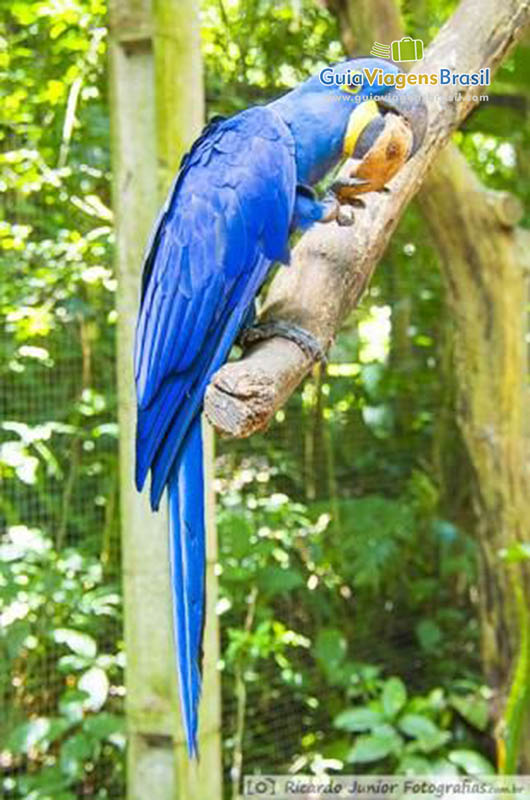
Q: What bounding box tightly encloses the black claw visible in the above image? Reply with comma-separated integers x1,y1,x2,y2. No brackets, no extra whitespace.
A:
296,182,318,201
331,177,369,194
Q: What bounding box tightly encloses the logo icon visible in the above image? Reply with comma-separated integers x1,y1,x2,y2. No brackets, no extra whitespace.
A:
370,36,424,62
244,777,277,796
370,41,391,58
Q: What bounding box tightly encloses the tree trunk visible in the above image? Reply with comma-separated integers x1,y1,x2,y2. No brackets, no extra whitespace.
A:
421,149,530,769
109,0,222,795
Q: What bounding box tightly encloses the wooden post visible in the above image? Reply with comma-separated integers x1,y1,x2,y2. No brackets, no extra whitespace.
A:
109,0,222,796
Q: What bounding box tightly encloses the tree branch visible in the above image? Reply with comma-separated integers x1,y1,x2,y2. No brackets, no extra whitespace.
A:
204,0,530,438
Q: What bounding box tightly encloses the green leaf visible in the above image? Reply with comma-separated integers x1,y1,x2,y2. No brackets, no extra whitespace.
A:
78,666,109,711
348,728,401,764
59,690,90,723
396,755,432,775
499,542,530,564
11,2,40,24
54,628,97,658
17,765,73,796
448,750,495,775
8,717,71,755
60,733,94,778
257,566,303,595
334,707,384,732
57,654,92,673
416,619,443,652
221,512,253,558
5,620,32,658
399,713,440,739
382,677,407,719
337,497,414,591
83,712,124,740
430,758,460,776
449,694,489,731
412,731,452,754
399,714,450,754
314,628,347,673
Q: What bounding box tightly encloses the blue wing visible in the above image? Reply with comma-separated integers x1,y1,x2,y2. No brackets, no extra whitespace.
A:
134,106,296,756
135,106,296,508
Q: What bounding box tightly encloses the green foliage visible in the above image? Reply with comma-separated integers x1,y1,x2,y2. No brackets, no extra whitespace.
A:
0,527,124,799
3,0,530,792
217,462,485,773
201,0,341,114
332,676,493,773
1,0,118,556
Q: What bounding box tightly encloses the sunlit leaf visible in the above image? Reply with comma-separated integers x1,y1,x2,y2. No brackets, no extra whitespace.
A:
348,726,402,764
382,677,407,719
335,707,384,732
449,694,489,731
78,666,109,711
448,750,495,775
54,628,97,658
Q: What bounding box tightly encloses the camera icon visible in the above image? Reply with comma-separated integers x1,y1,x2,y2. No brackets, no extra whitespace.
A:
243,776,277,796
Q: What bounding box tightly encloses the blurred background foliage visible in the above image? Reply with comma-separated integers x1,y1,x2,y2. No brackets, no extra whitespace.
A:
1,0,529,797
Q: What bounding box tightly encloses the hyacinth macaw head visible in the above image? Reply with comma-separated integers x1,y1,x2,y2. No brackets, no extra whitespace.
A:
271,57,427,184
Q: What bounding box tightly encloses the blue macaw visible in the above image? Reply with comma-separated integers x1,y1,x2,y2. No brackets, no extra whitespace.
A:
134,57,426,756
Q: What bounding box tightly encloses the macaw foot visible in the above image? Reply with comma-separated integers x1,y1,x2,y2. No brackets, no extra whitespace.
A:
319,197,356,227
293,184,361,229
239,320,327,364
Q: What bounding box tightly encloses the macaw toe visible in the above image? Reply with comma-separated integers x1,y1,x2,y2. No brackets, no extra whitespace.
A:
336,206,355,226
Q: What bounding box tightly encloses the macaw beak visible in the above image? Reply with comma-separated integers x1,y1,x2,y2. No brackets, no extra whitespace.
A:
343,84,428,160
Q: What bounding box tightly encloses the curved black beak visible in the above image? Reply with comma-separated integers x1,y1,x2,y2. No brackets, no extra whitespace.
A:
376,85,428,157
349,84,428,160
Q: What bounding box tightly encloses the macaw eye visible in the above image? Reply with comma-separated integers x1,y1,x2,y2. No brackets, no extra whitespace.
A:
341,71,363,94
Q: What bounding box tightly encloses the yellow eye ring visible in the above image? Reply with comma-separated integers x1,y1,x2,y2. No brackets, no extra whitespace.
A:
341,71,363,94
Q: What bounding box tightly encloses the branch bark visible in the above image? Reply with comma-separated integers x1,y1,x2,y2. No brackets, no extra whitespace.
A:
204,0,530,438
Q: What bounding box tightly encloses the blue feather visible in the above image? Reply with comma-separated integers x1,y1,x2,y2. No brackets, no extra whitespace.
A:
168,417,205,757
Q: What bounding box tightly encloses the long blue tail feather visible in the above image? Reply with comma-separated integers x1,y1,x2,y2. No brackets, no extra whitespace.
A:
167,417,206,757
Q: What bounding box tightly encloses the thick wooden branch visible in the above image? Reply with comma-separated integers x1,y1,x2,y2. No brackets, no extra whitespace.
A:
204,0,530,438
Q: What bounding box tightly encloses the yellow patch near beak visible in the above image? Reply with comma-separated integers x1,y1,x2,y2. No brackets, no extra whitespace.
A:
343,100,380,158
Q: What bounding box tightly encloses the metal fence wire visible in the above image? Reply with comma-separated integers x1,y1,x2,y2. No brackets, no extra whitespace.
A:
2,8,528,800
0,242,482,797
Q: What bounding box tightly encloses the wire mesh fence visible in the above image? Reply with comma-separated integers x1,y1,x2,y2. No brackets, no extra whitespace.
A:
1,283,475,798
0,278,124,797
2,0,529,795
2,109,527,790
